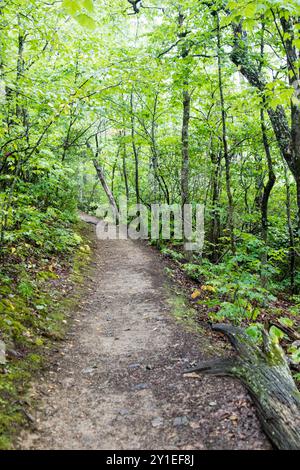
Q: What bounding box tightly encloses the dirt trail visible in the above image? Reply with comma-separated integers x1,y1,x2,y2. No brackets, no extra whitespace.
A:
18,216,270,450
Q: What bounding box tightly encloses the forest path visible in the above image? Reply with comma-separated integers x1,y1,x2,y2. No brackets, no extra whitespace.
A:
18,215,270,450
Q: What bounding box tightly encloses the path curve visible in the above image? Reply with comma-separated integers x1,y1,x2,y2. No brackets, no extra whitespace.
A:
18,217,270,450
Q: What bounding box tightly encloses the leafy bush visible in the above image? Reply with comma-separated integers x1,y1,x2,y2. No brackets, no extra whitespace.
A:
161,247,184,261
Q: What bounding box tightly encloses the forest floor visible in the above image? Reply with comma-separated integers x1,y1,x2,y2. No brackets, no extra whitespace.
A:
16,214,271,450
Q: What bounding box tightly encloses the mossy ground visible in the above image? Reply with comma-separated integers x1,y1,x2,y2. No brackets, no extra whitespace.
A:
0,221,91,449
165,281,225,358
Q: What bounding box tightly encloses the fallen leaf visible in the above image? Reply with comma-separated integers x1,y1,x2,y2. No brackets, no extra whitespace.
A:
189,421,200,429
184,372,200,379
229,414,238,422
191,290,201,299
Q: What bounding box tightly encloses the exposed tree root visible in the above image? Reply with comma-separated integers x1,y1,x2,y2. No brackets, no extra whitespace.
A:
185,324,300,450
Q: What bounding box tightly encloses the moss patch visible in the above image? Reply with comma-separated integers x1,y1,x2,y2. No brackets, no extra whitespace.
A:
0,221,91,449
165,284,225,358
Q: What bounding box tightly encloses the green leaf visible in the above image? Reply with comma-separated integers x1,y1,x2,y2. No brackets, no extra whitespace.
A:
269,326,285,343
293,38,300,49
83,0,94,13
245,324,262,342
75,13,96,30
220,15,231,27
243,2,257,18
290,348,300,365
62,0,82,16
279,317,294,328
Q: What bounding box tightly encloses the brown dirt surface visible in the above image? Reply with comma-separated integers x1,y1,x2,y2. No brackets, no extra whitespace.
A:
17,215,271,450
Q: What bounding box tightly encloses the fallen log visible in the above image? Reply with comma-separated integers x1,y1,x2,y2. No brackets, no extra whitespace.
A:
185,323,300,450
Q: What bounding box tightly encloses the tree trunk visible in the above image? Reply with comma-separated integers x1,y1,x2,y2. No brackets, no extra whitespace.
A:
87,137,119,218
181,87,190,208
93,159,119,218
186,323,300,450
111,147,119,197
130,91,140,204
217,15,236,255
260,24,276,251
284,162,296,292
149,92,170,204
279,16,300,232
230,20,300,223
260,111,276,244
86,179,99,211
209,149,222,263
16,20,25,120
260,104,276,285
122,131,130,201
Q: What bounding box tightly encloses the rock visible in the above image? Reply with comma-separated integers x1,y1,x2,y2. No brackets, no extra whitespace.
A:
128,363,140,369
173,416,189,426
118,408,130,416
82,367,95,374
0,341,6,365
152,417,164,428
6,348,20,359
133,383,149,391
21,408,34,423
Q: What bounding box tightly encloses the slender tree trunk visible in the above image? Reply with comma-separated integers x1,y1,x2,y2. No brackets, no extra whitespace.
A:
258,24,276,283
284,163,296,292
16,22,25,120
260,107,276,244
130,91,140,204
181,87,190,208
279,17,300,232
87,139,119,218
230,19,300,224
111,147,119,197
149,92,170,203
86,179,99,211
209,149,222,262
260,107,276,285
253,153,264,221
121,131,129,201
178,9,192,250
93,159,119,218
217,15,236,255
62,109,76,162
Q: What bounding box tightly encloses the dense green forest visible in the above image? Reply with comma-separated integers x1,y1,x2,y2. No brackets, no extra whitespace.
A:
1,0,300,449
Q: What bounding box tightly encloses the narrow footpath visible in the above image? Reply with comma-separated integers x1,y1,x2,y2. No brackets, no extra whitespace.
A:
18,215,270,450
